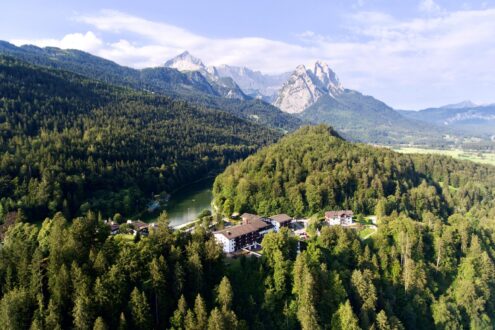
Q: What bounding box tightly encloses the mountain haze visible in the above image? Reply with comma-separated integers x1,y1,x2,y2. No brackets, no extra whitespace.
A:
399,103,495,136
214,64,290,101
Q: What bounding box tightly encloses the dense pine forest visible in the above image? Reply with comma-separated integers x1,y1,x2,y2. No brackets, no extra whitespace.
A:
1,45,495,330
210,125,495,329
0,56,280,221
213,125,495,219
1,125,494,329
0,42,303,132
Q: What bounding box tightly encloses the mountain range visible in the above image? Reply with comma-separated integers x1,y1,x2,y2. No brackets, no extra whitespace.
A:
1,41,493,148
164,51,248,100
399,101,495,136
271,59,454,145
161,51,452,145
164,50,290,102
0,41,302,132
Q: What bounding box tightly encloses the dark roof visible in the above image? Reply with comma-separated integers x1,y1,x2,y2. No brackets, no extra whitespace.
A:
133,220,149,229
215,218,270,239
269,214,292,223
325,210,354,218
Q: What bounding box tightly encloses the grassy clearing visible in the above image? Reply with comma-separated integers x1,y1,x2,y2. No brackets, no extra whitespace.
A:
358,227,376,240
114,233,135,242
394,147,495,166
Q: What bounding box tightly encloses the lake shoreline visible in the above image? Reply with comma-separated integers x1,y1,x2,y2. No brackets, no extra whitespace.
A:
159,176,215,227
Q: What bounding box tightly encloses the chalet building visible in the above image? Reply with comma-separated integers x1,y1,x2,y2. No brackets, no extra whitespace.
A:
126,220,150,236
269,214,292,232
325,210,354,226
214,215,274,253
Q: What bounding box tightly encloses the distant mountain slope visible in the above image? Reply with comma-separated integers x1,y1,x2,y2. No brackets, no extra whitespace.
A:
399,104,495,136
271,61,449,145
214,64,290,101
274,62,343,114
0,55,281,221
440,100,478,109
165,50,289,101
301,91,446,145
0,41,302,132
164,51,248,100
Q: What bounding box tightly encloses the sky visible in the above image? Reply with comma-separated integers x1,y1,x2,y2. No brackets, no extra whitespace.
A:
1,0,495,109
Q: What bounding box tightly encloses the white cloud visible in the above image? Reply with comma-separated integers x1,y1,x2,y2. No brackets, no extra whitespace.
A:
75,10,310,72
11,31,102,52
9,8,495,109
419,0,442,13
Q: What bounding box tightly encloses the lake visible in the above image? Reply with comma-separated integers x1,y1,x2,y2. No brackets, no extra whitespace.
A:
165,179,214,227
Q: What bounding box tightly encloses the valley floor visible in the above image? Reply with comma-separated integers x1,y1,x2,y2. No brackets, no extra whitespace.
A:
393,147,495,166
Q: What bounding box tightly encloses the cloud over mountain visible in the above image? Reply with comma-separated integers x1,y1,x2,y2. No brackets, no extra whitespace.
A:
9,7,495,109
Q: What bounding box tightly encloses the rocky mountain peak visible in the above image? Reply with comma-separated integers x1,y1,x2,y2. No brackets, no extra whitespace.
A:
313,61,342,94
164,51,205,72
273,61,343,114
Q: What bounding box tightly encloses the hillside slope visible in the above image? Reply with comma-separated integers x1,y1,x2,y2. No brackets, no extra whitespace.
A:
0,41,302,132
0,55,281,221
213,125,495,218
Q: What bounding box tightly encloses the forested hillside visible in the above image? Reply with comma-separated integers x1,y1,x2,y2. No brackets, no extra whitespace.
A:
0,41,303,132
1,126,494,329
213,125,495,219
210,125,495,328
0,56,280,221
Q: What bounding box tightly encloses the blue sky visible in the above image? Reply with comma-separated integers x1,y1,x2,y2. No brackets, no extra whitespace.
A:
2,0,495,109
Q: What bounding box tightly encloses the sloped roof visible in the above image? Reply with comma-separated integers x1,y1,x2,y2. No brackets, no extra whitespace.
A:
241,213,263,223
269,214,292,223
325,210,354,218
215,218,269,239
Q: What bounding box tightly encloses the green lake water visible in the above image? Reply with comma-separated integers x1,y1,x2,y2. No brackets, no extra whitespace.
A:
165,179,214,227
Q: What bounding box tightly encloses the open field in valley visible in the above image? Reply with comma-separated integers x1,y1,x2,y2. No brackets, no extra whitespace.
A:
393,147,495,166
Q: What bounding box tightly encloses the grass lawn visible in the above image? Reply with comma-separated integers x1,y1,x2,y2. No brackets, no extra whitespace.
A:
114,233,135,242
394,147,495,166
358,227,376,240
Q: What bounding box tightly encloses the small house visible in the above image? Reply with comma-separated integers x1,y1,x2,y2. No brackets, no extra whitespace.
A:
325,210,354,226
269,214,292,232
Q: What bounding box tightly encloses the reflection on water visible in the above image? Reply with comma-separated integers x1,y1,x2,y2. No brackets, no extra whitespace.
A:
165,179,213,227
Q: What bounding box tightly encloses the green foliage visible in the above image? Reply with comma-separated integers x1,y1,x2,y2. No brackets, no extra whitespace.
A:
0,41,302,132
1,57,495,329
0,287,34,330
214,125,453,219
0,56,280,221
93,316,108,330
211,125,495,329
331,300,361,330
